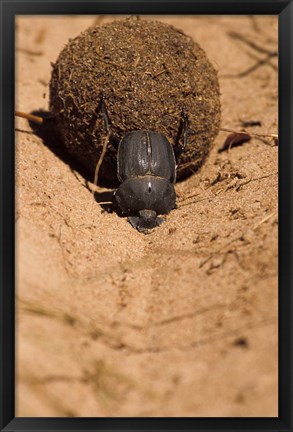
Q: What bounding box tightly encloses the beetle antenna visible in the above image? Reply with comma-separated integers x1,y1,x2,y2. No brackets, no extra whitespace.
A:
181,108,189,149
175,108,189,153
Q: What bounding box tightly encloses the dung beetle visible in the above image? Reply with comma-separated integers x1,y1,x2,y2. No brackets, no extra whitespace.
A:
16,96,188,234
97,95,188,233
114,130,177,233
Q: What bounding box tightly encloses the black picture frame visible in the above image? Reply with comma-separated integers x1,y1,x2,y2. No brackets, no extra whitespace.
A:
0,0,292,431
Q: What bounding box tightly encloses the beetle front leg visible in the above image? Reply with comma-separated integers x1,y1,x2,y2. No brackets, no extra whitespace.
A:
175,108,189,155
96,93,111,133
95,94,120,149
182,108,189,150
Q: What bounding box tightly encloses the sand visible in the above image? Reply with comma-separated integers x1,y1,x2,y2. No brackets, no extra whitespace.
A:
15,15,278,417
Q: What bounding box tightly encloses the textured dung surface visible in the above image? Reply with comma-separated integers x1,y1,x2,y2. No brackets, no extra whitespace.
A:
49,17,221,180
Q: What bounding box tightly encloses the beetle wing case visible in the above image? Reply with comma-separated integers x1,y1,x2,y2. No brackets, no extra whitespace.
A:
117,131,176,183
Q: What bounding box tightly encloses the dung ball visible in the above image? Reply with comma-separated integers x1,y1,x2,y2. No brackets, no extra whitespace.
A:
49,17,221,181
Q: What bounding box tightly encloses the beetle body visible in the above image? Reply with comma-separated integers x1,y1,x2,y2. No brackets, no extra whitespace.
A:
115,130,176,232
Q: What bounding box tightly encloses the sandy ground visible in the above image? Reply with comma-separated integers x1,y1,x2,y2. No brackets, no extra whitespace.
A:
15,15,278,417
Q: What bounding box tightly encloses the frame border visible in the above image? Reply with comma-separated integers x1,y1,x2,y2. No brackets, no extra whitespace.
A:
1,1,292,431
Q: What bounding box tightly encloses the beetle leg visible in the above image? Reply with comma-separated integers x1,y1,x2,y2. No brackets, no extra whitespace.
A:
96,93,110,132
182,108,189,149
96,94,121,149
175,108,189,156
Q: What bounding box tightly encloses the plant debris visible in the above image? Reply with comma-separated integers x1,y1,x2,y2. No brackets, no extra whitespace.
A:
240,120,262,127
218,131,251,152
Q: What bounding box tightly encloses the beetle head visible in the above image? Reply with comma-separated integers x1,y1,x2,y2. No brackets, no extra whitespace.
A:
128,209,164,234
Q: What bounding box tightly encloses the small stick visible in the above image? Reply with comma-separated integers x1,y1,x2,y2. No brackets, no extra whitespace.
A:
177,192,200,202
177,196,211,209
220,127,278,139
236,171,278,191
17,47,44,56
252,211,277,230
228,31,277,57
92,131,111,194
15,111,44,124
95,52,125,71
